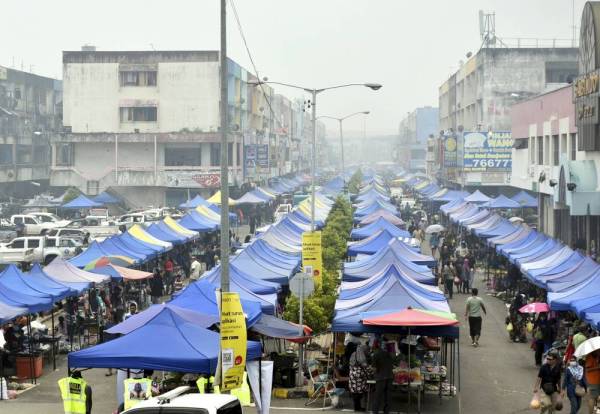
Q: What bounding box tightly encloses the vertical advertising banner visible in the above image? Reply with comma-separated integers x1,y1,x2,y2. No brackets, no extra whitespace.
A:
443,135,457,167
462,131,513,171
220,292,247,391
256,144,269,168
302,231,323,282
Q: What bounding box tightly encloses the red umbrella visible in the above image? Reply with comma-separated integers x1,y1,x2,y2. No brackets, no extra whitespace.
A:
362,308,459,327
519,302,550,314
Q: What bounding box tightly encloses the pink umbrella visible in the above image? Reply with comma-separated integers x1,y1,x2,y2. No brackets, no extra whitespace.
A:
519,302,550,313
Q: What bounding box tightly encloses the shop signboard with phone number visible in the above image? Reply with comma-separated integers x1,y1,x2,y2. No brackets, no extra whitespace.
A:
462,131,513,172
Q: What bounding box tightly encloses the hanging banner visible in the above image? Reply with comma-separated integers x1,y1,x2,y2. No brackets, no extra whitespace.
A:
220,292,247,391
302,231,323,279
443,135,457,167
256,144,269,168
165,172,221,188
462,131,513,171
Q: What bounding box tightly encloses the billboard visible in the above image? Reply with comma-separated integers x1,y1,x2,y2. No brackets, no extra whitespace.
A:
443,135,457,167
244,144,269,169
165,172,221,188
462,131,513,171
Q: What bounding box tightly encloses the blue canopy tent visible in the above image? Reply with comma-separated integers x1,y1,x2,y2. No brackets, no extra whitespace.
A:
458,209,491,226
474,219,517,239
548,270,600,311
525,252,585,289
440,200,466,214
1,264,76,301
62,195,103,209
332,270,450,332
201,264,281,295
0,301,26,324
206,204,238,223
93,191,120,204
255,187,276,201
179,195,209,209
511,190,538,208
231,249,297,285
118,232,167,258
464,190,491,204
69,241,138,268
466,214,503,233
339,264,438,299
354,200,397,219
170,280,263,326
351,217,410,240
511,239,562,266
178,210,219,232
28,263,90,295
97,237,149,264
432,190,468,203
146,221,195,245
487,226,531,248
520,246,577,282
343,243,434,283
497,230,541,256
545,258,600,293
482,194,521,209
244,239,301,266
449,205,480,223
348,229,399,257
236,191,268,205
0,273,53,313
68,305,261,373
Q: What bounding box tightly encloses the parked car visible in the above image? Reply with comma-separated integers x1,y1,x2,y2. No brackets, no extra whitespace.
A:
46,227,90,243
0,236,80,265
27,212,71,227
123,386,242,414
10,214,61,235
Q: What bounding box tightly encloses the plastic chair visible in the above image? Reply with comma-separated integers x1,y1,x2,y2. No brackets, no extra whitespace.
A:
305,360,343,406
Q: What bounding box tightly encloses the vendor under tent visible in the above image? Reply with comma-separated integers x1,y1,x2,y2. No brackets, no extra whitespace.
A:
179,194,209,209
351,217,410,240
464,190,491,204
90,264,152,280
68,305,261,373
511,190,538,208
482,194,521,209
105,304,220,335
92,191,120,205
62,195,103,209
170,280,262,327
45,257,111,285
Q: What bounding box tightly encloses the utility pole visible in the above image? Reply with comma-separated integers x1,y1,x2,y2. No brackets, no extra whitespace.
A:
310,90,317,232
219,0,230,292
339,119,345,187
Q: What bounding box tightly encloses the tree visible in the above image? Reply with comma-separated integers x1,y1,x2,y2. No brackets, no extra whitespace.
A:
62,187,80,204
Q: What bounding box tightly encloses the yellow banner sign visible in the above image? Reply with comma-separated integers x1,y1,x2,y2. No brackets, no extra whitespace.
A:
220,292,247,391
302,231,323,278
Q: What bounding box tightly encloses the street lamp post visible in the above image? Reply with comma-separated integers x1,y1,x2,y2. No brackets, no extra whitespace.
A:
318,111,370,190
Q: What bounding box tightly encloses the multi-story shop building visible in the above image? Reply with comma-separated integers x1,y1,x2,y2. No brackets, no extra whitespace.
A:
0,66,62,198
397,107,438,173
437,44,578,191
51,48,314,207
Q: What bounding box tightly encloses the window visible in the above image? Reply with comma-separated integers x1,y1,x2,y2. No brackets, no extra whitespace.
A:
56,143,74,166
537,136,543,165
33,146,49,164
14,88,21,100
237,143,242,166
12,217,23,225
227,143,233,167
544,136,550,165
210,143,221,166
165,146,202,166
24,217,37,225
545,61,578,84
0,144,13,164
10,240,24,249
47,229,58,236
570,133,577,160
119,71,157,87
60,239,76,248
561,134,567,155
530,137,536,163
17,145,32,164
120,107,157,122
86,180,100,195
46,238,56,248
552,135,559,166
28,239,40,248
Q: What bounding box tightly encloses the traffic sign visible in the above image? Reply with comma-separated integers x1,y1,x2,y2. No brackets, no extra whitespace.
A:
289,272,314,299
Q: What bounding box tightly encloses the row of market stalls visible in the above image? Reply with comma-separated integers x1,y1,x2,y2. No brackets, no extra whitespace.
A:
332,172,459,409
403,173,600,330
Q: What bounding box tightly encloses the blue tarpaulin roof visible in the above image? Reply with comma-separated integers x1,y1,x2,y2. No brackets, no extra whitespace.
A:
62,195,103,209
0,266,54,313
351,217,410,240
68,305,261,373
487,226,531,248
464,190,491,203
483,194,521,209
179,195,210,209
1,263,76,301
511,190,538,208
178,210,219,232
545,257,600,293
145,221,192,245
170,280,262,326
0,301,26,324
201,264,281,295
93,191,120,204
236,191,268,205
28,263,89,295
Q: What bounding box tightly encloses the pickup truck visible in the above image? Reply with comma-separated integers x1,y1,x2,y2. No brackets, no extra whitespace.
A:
10,214,62,235
0,236,81,265
46,227,90,243
62,219,121,241
274,204,293,222
27,212,71,227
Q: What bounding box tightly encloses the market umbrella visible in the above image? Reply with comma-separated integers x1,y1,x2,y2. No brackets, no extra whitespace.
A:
509,217,525,223
83,255,136,270
574,336,600,358
425,224,445,234
362,308,459,326
518,302,550,314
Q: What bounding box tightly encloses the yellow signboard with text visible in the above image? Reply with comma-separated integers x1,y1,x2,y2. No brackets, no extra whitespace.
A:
302,231,323,281
220,292,247,391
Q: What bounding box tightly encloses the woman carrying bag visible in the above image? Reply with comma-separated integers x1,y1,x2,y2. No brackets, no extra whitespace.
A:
562,355,586,414
349,344,371,412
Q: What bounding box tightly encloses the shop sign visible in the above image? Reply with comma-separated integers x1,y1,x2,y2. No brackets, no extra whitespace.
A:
443,134,457,167
218,292,247,391
165,172,221,188
462,131,512,172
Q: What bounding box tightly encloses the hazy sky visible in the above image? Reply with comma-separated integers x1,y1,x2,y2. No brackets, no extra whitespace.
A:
0,0,585,137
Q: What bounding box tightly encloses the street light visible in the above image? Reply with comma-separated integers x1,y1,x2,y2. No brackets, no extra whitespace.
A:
247,80,381,231
318,111,370,189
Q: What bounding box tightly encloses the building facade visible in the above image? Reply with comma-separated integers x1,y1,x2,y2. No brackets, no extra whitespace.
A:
437,45,578,189
0,66,62,198
52,49,317,207
397,106,438,172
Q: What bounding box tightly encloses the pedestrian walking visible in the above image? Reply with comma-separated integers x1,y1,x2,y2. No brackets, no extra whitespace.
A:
533,351,563,413
442,262,455,299
349,344,371,412
465,288,486,347
563,355,586,414
149,268,164,304
190,256,202,280
371,339,394,414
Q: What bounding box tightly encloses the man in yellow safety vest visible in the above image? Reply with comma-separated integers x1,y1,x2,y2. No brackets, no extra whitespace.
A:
58,371,92,414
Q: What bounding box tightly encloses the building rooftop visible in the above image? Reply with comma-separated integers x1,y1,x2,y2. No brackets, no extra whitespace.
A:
63,50,219,64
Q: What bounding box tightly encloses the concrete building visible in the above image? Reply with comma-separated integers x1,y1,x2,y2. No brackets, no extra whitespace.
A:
52,49,311,207
437,45,578,189
397,107,438,172
0,66,62,198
